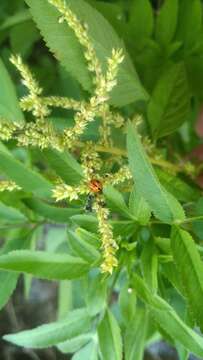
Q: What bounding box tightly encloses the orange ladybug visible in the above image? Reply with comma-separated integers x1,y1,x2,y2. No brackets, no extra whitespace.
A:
89,179,103,193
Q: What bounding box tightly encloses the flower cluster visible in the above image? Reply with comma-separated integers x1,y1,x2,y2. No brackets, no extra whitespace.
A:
0,0,131,275
48,0,124,149
0,119,21,141
93,198,118,274
62,47,124,148
103,165,132,186
0,118,62,151
48,0,102,82
17,119,62,151
0,180,21,192
10,55,50,119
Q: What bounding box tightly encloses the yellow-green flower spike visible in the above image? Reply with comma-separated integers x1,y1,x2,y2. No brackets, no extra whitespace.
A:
0,180,21,192
93,198,118,274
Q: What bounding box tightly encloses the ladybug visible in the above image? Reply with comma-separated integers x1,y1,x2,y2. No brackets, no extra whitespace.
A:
89,179,103,193
85,179,104,212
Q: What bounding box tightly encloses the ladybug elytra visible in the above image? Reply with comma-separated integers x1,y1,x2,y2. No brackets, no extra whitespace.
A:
89,179,103,193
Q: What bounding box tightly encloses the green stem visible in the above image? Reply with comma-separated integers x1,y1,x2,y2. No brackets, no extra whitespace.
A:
88,143,182,173
176,215,203,225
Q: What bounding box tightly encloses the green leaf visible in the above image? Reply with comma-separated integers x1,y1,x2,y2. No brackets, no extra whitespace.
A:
0,58,24,123
165,191,186,223
127,122,185,223
124,308,148,360
177,344,189,360
104,185,133,219
129,0,154,41
176,0,202,51
25,198,80,223
171,227,203,331
25,0,148,107
141,240,158,292
72,214,137,237
129,188,151,225
0,231,35,255
4,308,91,348
161,262,185,297
112,220,137,238
76,228,100,249
0,150,53,197
57,333,94,354
85,274,107,316
0,231,34,311
0,250,90,280
71,215,98,233
98,309,122,360
148,63,190,139
133,274,203,358
72,339,98,360
86,0,124,37
0,201,27,223
156,168,199,202
67,230,101,264
0,9,31,30
155,0,178,46
45,227,67,253
58,281,73,320
192,197,203,240
25,0,91,91
0,272,18,308
10,20,40,58
119,284,136,325
43,149,83,186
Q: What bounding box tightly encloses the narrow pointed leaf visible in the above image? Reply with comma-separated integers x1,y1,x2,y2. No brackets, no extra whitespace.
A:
129,188,151,225
141,240,158,292
176,0,202,51
156,168,199,202
57,333,93,354
0,232,34,311
0,150,53,197
133,274,203,358
72,340,98,360
127,122,185,223
125,308,148,360
98,309,122,360
4,308,91,348
0,251,89,280
76,228,100,249
155,0,178,46
0,58,24,123
171,227,203,331
43,149,83,186
85,274,107,316
0,9,31,30
0,201,27,223
104,185,133,219
71,215,98,233
148,63,190,139
119,284,136,325
129,0,154,40
67,230,101,264
25,198,80,223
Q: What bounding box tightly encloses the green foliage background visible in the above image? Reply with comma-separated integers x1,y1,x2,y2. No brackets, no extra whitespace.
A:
1,0,203,359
